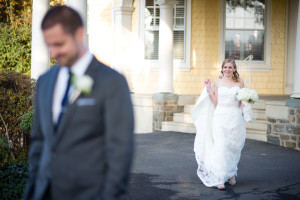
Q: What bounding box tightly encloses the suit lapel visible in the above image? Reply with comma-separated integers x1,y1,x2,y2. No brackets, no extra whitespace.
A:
83,56,98,77
53,57,98,147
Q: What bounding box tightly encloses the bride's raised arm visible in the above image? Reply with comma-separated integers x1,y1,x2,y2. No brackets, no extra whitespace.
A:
205,78,218,106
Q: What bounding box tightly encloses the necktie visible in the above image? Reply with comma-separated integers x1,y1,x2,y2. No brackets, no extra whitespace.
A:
55,69,71,131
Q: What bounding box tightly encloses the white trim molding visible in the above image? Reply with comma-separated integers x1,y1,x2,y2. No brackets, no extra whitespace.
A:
219,0,272,72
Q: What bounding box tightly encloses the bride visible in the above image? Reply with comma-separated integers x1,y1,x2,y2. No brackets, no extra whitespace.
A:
192,59,246,189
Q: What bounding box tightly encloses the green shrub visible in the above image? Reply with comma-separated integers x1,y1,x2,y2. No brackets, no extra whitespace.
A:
20,110,33,133
0,163,28,200
0,138,10,167
0,1,66,76
0,1,32,24
0,0,32,75
0,71,35,159
0,17,32,75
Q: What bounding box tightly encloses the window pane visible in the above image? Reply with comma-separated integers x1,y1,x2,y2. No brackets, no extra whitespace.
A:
175,18,184,27
226,0,265,29
145,0,154,6
226,18,234,28
155,18,160,27
245,18,255,28
155,8,160,18
177,0,185,6
245,6,255,17
176,7,184,17
174,31,184,60
225,30,264,61
145,8,154,28
225,0,265,61
235,7,244,17
145,30,159,60
147,7,154,16
235,18,244,28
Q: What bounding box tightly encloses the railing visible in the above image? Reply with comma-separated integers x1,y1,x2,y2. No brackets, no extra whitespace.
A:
239,55,253,88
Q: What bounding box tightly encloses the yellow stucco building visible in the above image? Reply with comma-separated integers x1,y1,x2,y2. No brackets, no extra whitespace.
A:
90,0,295,96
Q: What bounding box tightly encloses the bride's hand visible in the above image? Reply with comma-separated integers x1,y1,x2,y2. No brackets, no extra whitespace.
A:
205,79,212,89
205,78,213,94
204,78,211,86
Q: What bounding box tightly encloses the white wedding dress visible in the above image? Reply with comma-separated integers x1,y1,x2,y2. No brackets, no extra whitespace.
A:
192,86,246,187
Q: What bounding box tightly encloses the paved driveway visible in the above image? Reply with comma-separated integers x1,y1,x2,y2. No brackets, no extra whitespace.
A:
128,131,300,200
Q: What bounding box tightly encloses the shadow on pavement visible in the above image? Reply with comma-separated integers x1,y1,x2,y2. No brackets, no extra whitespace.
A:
128,173,177,200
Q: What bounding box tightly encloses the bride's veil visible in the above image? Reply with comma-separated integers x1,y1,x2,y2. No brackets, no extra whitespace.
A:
192,86,215,169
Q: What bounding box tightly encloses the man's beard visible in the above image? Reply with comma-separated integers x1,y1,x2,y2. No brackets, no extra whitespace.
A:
57,51,80,67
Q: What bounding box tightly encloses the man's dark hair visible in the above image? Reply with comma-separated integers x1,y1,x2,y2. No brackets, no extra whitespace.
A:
41,6,83,34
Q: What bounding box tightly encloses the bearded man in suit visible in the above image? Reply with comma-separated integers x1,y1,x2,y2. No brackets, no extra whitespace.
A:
24,6,134,200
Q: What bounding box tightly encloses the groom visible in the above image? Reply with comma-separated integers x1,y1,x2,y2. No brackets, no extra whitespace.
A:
24,6,134,200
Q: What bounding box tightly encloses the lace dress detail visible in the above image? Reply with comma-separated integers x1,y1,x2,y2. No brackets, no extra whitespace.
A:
193,86,246,187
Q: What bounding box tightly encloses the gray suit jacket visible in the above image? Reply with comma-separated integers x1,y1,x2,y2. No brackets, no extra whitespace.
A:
24,57,134,200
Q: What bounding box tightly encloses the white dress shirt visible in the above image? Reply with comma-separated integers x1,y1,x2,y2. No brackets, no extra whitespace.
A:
52,51,93,124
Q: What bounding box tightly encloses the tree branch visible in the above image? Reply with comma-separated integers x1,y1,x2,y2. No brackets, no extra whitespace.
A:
0,112,15,159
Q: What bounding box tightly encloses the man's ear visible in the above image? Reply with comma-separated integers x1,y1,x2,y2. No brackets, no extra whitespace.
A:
75,26,85,41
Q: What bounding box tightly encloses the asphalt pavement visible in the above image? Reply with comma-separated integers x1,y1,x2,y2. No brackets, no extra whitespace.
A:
128,131,300,200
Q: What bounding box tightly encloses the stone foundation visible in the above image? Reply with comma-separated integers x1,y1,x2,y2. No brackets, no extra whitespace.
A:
152,93,184,131
267,99,300,151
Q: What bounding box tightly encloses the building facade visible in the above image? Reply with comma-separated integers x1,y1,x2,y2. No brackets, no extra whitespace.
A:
84,0,299,96
31,0,300,149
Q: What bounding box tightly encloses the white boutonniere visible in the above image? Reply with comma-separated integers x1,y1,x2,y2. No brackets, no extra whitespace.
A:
69,74,94,104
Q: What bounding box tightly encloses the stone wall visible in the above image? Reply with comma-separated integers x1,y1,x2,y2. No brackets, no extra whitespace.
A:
267,99,300,151
153,93,184,131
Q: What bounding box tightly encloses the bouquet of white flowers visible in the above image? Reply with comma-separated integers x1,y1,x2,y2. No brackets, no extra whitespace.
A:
236,88,259,122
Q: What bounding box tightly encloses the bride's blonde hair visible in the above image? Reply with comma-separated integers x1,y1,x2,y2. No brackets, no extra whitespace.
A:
219,58,240,82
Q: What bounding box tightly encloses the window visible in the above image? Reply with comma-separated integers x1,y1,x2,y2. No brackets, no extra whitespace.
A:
144,1,160,60
220,0,271,71
142,0,191,70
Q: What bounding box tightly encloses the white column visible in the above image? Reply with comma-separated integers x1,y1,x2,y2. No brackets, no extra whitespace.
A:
291,1,300,98
114,6,134,72
156,0,177,93
68,0,88,46
31,0,50,80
